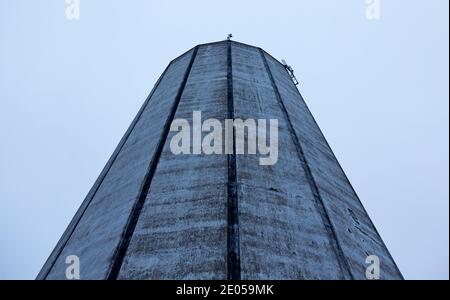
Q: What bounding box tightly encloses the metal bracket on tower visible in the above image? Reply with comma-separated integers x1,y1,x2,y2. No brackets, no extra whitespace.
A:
282,59,299,86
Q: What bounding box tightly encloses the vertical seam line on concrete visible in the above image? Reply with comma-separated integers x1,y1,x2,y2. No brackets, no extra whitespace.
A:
106,47,199,280
259,48,354,279
37,61,173,280
227,41,241,280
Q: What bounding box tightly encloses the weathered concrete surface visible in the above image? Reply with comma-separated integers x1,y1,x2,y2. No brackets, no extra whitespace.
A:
38,49,195,280
118,43,229,279
38,40,402,280
263,52,403,279
232,43,347,279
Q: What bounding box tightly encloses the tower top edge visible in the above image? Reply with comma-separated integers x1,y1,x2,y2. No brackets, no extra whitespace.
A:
169,40,285,69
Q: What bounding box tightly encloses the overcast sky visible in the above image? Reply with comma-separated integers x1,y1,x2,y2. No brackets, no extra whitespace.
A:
0,0,448,280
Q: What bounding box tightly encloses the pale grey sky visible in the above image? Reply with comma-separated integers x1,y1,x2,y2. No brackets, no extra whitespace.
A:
0,0,448,279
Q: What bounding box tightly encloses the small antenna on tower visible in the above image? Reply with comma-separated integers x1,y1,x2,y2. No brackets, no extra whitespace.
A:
227,33,233,40
282,59,299,86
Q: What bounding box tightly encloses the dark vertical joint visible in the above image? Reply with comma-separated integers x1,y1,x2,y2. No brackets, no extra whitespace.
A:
227,41,241,280
259,49,354,280
106,47,199,280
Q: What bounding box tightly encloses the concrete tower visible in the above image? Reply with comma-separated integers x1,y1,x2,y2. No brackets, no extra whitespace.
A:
38,40,402,280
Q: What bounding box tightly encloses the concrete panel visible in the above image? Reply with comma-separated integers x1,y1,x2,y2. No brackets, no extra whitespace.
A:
232,43,347,279
264,52,402,279
118,43,229,279
44,50,195,280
